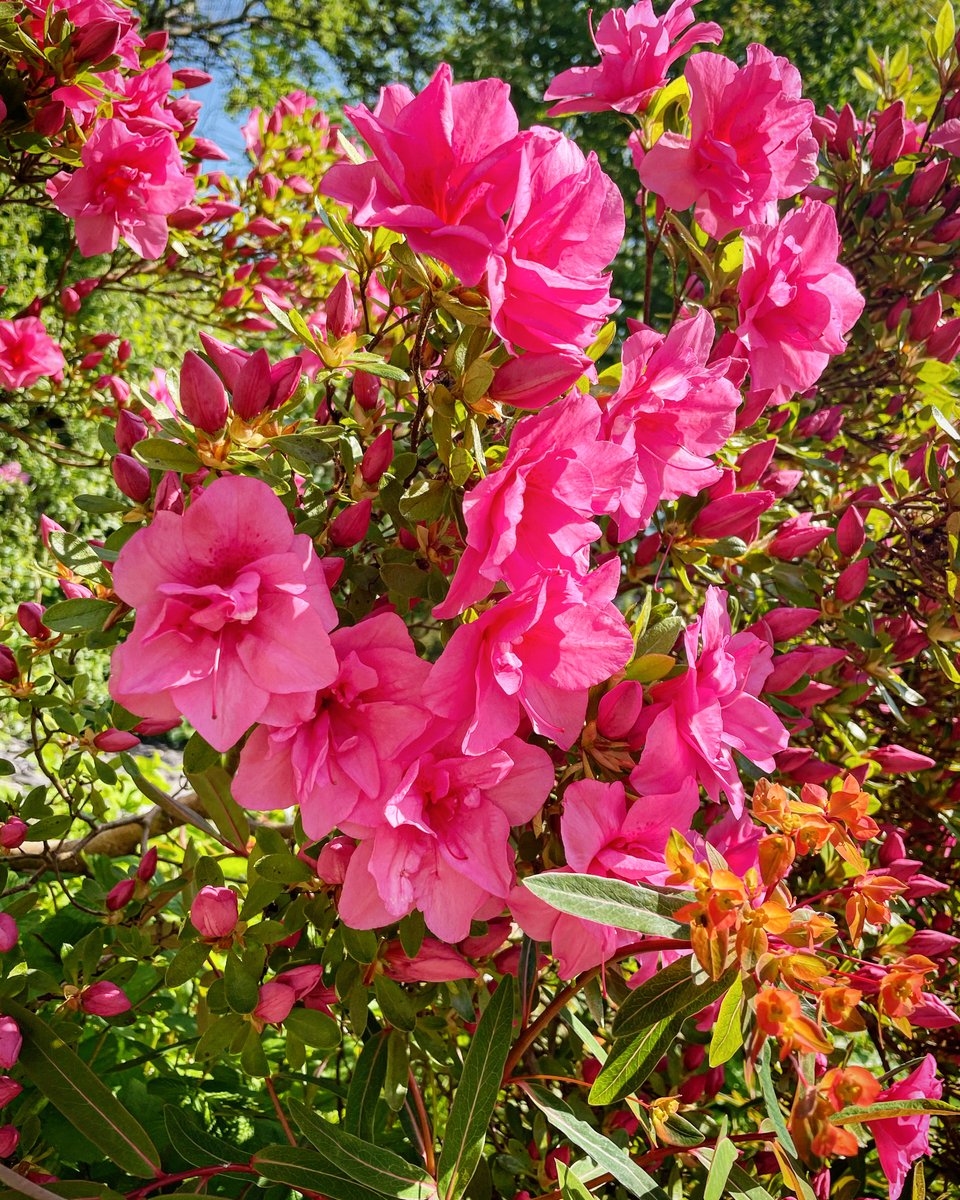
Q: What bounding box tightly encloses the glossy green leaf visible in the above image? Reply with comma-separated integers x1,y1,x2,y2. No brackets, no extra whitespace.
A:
831,1098,960,1124
708,973,744,1067
253,1145,384,1200
522,874,688,937
703,1136,738,1200
588,1016,679,1105
345,1030,391,1140
758,1040,797,1155
614,962,738,1040
161,1106,243,1167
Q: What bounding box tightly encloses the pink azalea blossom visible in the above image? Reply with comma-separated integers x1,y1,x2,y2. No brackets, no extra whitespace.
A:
382,940,478,982
430,562,635,755
737,201,864,402
433,393,635,616
631,587,788,814
190,886,239,939
79,981,131,1016
48,118,194,259
637,44,818,238
337,734,554,942
866,1055,942,1199
544,0,722,116
487,128,624,355
598,308,741,539
0,317,66,390
322,64,521,286
233,611,432,839
109,475,339,752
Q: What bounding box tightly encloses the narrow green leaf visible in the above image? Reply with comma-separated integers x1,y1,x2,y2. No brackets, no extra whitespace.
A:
913,1161,926,1200
4,1001,160,1178
709,974,744,1067
437,979,514,1200
187,766,250,851
556,1162,595,1200
719,1163,776,1200
345,1030,390,1140
161,1106,243,1167
758,1040,797,1155
385,1028,409,1112
134,437,200,472
588,1016,679,1105
253,1145,384,1200
831,1098,960,1124
522,874,688,937
525,1086,669,1200
615,964,737,1040
290,1099,437,1199
703,1136,738,1200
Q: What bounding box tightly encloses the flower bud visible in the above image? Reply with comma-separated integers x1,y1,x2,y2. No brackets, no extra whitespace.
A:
60,287,81,315
908,292,942,342
0,647,18,684
179,351,228,433
0,914,17,953
691,490,772,541
154,471,184,515
197,333,247,393
105,878,136,911
115,410,147,455
0,1125,18,1158
253,979,296,1024
72,18,123,65
361,429,394,486
870,100,906,169
34,100,67,137
835,557,869,605
352,370,380,411
190,885,239,939
16,602,49,640
836,505,865,557
488,350,587,411
768,513,832,559
0,1078,21,1108
269,357,302,408
907,157,950,207
0,1017,21,1068
94,728,141,753
315,836,355,885
867,745,936,772
328,499,372,548
112,454,151,503
0,818,26,849
905,928,960,957
324,275,357,339
137,848,158,882
736,438,777,487
760,607,820,641
232,348,272,420
80,981,131,1016
173,68,213,88
926,317,960,362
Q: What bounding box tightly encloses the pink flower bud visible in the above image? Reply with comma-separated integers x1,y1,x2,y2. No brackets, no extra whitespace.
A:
908,292,942,342
315,836,355,885
0,647,18,684
907,157,950,207
488,350,587,411
269,357,302,408
0,1078,21,1108
361,429,394,485
173,68,213,88
34,100,67,137
136,848,158,882
60,287,81,315
836,505,865,557
117,339,131,364
112,454,151,503
154,471,184,515
246,217,284,238
260,173,281,200
80,981,131,1016
190,885,239,939
867,745,936,772
0,1017,21,1068
834,103,857,156
352,371,381,411
192,138,229,161
72,18,123,65
0,915,17,952
106,878,136,911
736,438,777,488
905,929,960,957
0,1125,18,1158
871,100,906,169
115,410,147,455
835,557,869,605
759,607,821,641
596,679,644,741
253,979,296,1024
133,716,181,736
143,28,168,52
328,499,372,548
926,317,960,362
325,275,358,339
16,602,49,639
232,348,272,420
768,514,833,559
94,728,140,753
179,351,228,433
691,490,772,541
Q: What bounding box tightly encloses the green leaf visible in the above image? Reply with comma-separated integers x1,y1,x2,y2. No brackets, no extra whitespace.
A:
831,1098,960,1124
224,952,260,1014
134,438,200,472
254,853,314,884
165,940,209,988
283,1008,341,1050
346,1030,391,1140
614,962,737,1040
374,975,419,1032
709,973,744,1068
936,0,956,56
4,1001,160,1178
522,874,687,938
348,353,410,382
187,766,250,851
195,1013,246,1060
42,599,115,634
525,1086,668,1200
588,1016,679,1105
253,1145,385,1200
437,980,514,1200
757,1040,797,1155
703,1136,738,1200
161,1106,243,1167
556,1162,595,1200
290,1099,437,1199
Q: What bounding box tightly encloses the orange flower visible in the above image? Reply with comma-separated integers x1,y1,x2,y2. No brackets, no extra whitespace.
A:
755,987,833,1059
878,955,937,1019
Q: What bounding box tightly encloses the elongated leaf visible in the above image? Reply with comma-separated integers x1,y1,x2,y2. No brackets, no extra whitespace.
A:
437,979,514,1200
832,1098,960,1124
720,1163,777,1200
588,1017,679,1105
162,1106,243,1167
5,1002,160,1178
522,874,687,937
291,1099,437,1199
709,974,744,1068
524,1086,668,1200
253,1145,384,1200
556,1162,595,1200
703,1136,738,1200
187,766,249,851
758,1040,797,1155
345,1031,390,1140
614,964,737,1040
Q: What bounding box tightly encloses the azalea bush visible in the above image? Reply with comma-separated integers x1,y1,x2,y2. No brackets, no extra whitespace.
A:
0,2,959,1200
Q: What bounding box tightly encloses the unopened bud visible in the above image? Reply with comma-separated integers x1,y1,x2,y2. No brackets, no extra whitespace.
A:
80,981,131,1016
112,454,151,503
191,885,239,939
328,499,372,548
93,728,140,753
361,429,394,485
105,878,136,911
115,410,147,455
17,602,49,639
0,648,18,684
836,505,866,557
232,348,272,420
325,275,358,339
179,350,228,433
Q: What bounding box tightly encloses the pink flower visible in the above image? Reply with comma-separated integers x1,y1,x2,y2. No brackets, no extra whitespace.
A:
0,916,16,953
254,979,297,1024
106,879,136,911
767,513,833,559
0,819,27,850
48,118,194,259
109,475,339,752
190,886,239,939
0,318,66,390
638,45,818,238
631,587,788,814
429,562,635,755
80,981,131,1016
486,129,624,355
866,1056,942,1199
233,612,432,840
598,309,740,539
337,734,553,942
0,1018,19,1069
544,0,722,116
0,1078,21,1108
322,64,521,286
382,940,478,982
0,1125,17,1158
433,393,635,616
737,201,864,402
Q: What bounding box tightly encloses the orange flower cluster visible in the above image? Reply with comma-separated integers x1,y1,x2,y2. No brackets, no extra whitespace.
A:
792,1065,882,1159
